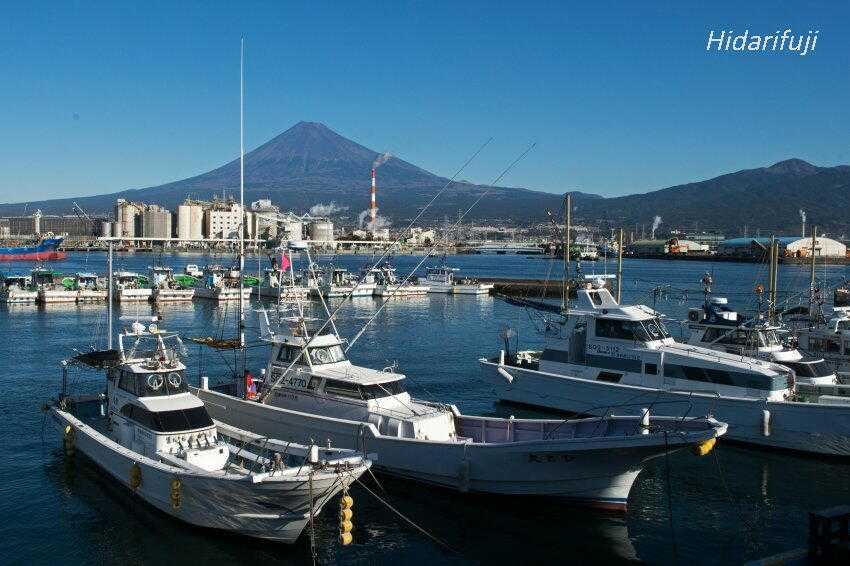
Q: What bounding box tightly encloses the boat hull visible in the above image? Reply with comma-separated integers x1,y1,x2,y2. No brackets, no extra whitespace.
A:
0,237,66,261
195,287,252,301
50,407,355,543
374,284,430,296
427,282,493,295
115,288,153,302
479,359,850,456
153,289,195,302
193,387,718,509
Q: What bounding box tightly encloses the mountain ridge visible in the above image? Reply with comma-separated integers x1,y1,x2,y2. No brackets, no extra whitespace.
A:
2,122,849,233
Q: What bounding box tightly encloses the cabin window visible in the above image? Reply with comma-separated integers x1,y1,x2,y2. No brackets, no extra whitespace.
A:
277,346,305,364
324,379,362,399
664,364,788,390
118,371,136,394
716,330,753,347
782,360,832,378
361,381,405,399
308,345,346,365
589,291,604,306
595,319,637,340
596,372,622,383
645,363,658,375
120,404,213,432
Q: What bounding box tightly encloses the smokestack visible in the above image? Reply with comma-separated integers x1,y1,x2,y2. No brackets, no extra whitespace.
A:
370,168,377,226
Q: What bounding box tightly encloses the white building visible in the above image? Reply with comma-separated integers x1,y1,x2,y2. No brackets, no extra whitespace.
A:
405,227,435,245
205,203,253,239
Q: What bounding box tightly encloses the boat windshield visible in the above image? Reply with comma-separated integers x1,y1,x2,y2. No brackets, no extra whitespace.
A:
308,345,346,365
120,404,213,432
116,369,189,397
595,317,670,341
781,360,834,379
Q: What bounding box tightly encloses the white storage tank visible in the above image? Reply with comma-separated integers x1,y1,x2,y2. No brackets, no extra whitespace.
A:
189,206,204,240
177,205,192,240
101,221,112,237
309,221,334,242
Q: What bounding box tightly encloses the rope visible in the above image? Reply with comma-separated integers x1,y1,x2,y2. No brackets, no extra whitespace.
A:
353,476,458,555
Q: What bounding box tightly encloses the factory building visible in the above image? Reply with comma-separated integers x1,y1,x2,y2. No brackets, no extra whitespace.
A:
205,202,253,239
0,212,105,237
718,236,847,258
141,205,172,239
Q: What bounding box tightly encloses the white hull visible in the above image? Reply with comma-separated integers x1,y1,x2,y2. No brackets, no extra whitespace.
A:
77,290,108,302
194,387,720,509
480,359,850,456
2,290,38,303
153,289,195,302
255,286,311,299
374,284,430,297
50,407,357,543
115,288,153,302
318,284,376,298
195,287,252,301
427,282,493,295
39,290,78,303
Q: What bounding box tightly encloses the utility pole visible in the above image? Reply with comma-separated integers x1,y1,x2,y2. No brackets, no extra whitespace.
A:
809,226,818,316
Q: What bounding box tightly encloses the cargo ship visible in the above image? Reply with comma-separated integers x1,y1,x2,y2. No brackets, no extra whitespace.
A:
0,236,66,261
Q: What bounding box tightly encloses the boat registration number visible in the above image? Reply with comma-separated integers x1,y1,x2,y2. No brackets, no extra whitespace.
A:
528,453,575,463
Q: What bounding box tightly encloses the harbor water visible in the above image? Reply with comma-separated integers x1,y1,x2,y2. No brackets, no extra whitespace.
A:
2,252,849,564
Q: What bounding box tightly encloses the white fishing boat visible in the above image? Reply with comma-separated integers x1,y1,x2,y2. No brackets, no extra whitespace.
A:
49,322,369,543
479,278,850,456
193,255,726,510
150,266,195,302
1,274,37,303
373,264,429,296
38,272,79,303
74,273,108,302
196,312,724,509
425,265,493,295
316,266,375,298
185,264,204,278
685,276,837,389
113,271,153,302
194,265,252,301
792,308,850,376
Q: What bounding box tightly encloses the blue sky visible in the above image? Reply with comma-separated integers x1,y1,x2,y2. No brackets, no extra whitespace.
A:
0,0,847,204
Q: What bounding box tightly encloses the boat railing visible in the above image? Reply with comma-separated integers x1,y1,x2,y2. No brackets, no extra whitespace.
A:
543,396,709,440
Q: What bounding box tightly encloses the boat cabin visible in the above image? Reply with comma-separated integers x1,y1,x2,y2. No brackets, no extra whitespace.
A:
74,273,100,289
425,266,458,284
105,324,227,471
517,282,794,400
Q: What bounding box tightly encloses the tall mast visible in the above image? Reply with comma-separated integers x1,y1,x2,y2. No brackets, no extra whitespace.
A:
562,192,571,312
616,228,624,304
810,226,817,316
768,236,778,323
238,38,245,350
107,240,113,349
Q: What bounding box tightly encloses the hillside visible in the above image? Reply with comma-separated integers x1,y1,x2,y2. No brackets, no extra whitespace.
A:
0,122,570,223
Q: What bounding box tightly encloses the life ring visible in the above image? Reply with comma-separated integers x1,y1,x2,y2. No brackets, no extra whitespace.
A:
167,372,182,388
146,374,164,390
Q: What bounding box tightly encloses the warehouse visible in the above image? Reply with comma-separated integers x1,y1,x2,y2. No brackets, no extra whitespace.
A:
717,236,846,258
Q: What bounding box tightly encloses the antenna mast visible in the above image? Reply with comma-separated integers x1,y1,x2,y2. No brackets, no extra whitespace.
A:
238,38,246,351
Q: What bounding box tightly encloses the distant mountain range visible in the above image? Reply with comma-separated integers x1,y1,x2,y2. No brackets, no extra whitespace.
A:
2,121,849,235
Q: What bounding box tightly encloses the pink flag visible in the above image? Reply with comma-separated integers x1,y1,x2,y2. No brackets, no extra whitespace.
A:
280,254,291,271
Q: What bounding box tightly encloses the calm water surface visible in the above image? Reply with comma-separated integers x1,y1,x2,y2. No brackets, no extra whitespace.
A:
1,252,848,565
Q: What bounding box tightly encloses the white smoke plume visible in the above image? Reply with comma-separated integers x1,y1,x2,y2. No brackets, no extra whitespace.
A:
799,209,806,223
373,151,392,169
357,209,392,231
309,201,348,217
650,215,662,239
